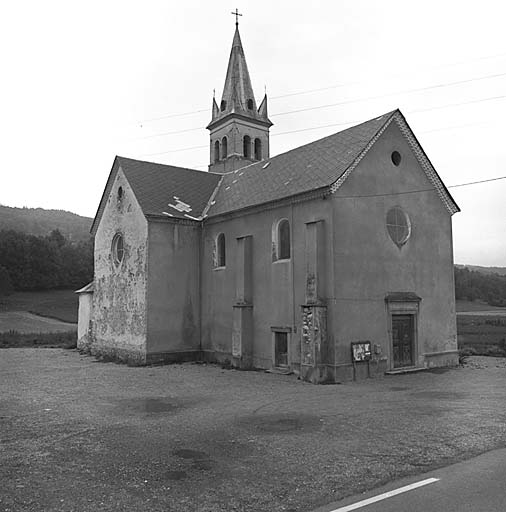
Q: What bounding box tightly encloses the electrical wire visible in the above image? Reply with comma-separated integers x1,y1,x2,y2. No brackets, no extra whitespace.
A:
135,71,506,140
137,51,506,125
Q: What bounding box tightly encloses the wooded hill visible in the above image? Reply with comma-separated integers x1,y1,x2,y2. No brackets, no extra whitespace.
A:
0,205,92,242
455,266,506,307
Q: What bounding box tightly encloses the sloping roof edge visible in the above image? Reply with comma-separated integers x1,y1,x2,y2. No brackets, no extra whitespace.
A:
329,110,460,215
90,156,121,236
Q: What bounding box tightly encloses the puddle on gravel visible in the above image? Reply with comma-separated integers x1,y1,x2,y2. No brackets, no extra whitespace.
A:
115,398,181,414
173,449,214,471
410,390,468,400
174,449,208,460
239,413,322,434
166,470,187,480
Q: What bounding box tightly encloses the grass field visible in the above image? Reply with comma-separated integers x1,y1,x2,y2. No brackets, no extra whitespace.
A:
457,314,506,356
0,289,78,323
456,299,506,313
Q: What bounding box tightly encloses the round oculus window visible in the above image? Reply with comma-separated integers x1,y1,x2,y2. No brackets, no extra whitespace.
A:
112,233,124,266
391,151,401,166
386,207,411,247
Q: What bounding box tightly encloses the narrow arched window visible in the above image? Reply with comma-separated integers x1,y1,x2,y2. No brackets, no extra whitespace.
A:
247,99,254,110
254,138,262,160
220,100,227,112
278,220,290,260
272,219,291,261
216,233,226,267
214,140,220,163
221,137,228,159
243,135,251,158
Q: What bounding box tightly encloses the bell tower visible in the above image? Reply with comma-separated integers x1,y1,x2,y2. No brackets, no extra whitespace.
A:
207,16,273,174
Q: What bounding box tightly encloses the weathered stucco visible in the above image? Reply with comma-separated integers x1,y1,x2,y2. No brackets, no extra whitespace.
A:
91,168,149,364
85,119,457,381
76,289,93,351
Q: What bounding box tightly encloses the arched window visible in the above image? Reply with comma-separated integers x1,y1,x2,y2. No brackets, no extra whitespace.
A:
214,140,220,163
220,100,227,112
254,138,262,160
243,135,251,158
278,220,291,259
272,219,290,261
221,137,228,159
247,99,254,110
117,186,123,201
216,233,226,267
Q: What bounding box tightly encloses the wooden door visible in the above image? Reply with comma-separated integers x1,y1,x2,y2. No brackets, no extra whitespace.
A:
274,332,288,368
392,315,414,368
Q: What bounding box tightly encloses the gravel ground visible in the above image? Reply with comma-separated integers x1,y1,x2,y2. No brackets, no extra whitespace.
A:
1,349,505,512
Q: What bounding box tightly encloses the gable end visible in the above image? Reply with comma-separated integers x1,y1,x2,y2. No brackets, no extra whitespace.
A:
329,110,460,216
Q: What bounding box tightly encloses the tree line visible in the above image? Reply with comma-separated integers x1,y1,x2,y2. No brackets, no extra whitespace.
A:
454,266,506,307
0,229,93,294
0,228,504,306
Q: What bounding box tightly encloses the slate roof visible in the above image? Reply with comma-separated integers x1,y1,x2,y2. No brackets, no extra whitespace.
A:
118,157,221,219
91,109,459,235
208,26,271,129
207,111,397,217
90,157,222,234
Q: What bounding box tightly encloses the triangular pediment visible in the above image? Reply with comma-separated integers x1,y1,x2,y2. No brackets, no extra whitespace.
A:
329,110,459,215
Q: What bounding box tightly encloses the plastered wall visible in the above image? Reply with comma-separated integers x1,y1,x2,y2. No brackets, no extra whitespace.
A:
201,197,333,369
92,169,149,363
331,121,457,371
146,220,200,357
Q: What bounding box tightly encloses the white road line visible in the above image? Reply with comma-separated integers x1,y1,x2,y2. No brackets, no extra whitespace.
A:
328,477,440,512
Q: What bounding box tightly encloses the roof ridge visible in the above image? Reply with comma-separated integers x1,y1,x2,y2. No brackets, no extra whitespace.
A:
115,155,221,177
226,109,399,177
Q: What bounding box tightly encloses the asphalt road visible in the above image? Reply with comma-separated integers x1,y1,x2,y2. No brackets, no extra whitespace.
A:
314,448,506,512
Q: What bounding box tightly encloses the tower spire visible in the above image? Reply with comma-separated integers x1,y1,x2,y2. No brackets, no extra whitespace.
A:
207,22,272,173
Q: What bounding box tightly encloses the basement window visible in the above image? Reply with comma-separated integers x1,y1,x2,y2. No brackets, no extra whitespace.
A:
112,233,124,266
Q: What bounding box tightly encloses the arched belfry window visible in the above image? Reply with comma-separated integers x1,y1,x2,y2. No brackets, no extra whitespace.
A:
254,138,262,160
247,99,254,110
221,137,228,159
214,140,220,163
215,233,226,267
272,219,290,261
243,135,251,158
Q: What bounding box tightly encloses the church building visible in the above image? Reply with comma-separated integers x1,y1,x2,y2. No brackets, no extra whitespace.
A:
77,22,460,383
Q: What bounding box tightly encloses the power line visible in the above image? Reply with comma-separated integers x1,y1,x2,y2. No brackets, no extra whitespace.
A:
138,92,506,157
137,51,506,124
135,70,506,139
269,72,506,118
334,176,506,199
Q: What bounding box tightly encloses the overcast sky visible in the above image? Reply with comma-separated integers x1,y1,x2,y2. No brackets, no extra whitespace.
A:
1,1,505,266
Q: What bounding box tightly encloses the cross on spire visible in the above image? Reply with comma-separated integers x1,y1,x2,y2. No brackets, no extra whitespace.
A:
231,8,242,27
